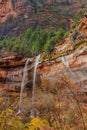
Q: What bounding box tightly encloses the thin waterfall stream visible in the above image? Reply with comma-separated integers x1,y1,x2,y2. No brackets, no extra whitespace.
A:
62,56,87,87
62,56,78,80
6,73,14,107
17,58,30,114
30,54,40,118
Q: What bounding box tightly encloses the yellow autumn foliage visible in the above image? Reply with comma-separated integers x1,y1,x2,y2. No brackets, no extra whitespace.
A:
0,108,49,130
28,117,49,130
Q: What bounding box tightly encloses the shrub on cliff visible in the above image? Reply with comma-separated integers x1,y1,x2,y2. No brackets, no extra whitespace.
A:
72,7,87,29
44,28,66,51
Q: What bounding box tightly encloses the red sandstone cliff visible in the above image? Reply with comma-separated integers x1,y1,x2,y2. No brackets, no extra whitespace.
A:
0,14,87,130
0,0,86,36
0,15,87,120
0,15,87,90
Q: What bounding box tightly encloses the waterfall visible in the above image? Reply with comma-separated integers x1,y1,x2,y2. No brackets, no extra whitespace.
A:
62,56,78,81
30,54,40,118
6,72,15,106
62,56,87,88
17,58,30,114
62,56,69,68
7,72,15,83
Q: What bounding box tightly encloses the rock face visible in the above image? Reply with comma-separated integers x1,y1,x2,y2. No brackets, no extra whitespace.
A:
0,0,86,36
0,16,87,86
36,16,87,103
0,17,87,130
0,16,87,116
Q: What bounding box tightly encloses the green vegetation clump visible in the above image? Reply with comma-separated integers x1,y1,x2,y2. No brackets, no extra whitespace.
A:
72,7,87,29
65,110,76,127
0,27,66,56
40,38,87,62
